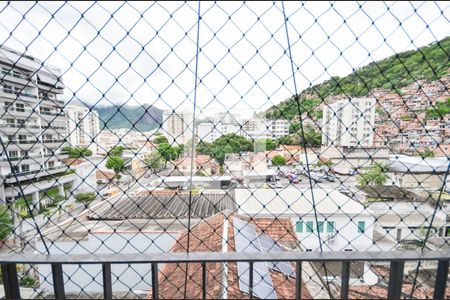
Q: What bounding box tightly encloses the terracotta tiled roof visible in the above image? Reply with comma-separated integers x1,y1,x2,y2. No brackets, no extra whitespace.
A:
63,158,85,166
250,217,299,248
345,284,435,299
148,212,311,299
174,154,215,167
151,213,225,299
96,170,115,180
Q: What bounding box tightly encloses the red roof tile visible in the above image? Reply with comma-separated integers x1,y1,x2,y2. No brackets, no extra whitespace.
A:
148,212,311,299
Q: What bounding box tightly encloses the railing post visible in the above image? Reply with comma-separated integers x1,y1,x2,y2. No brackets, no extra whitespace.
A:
295,261,302,300
249,262,254,300
102,263,113,300
52,263,66,299
340,261,350,300
202,262,207,299
387,260,404,300
151,262,159,299
433,259,449,300
1,263,20,300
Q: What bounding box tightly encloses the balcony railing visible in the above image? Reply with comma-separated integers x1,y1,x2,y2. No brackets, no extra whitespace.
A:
42,139,65,144
5,166,67,179
2,89,37,99
0,251,447,300
7,140,36,145
40,97,65,105
41,125,67,130
0,124,41,130
39,110,65,116
2,107,34,114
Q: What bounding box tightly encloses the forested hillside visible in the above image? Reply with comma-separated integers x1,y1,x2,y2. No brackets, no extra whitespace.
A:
266,36,450,120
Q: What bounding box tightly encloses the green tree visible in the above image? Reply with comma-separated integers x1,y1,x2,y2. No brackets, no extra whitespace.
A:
157,143,178,161
173,145,185,158
196,141,214,156
357,163,390,186
62,146,93,158
106,156,125,177
271,155,287,166
145,151,166,171
289,123,300,134
153,134,169,144
213,133,253,153
426,98,450,118
108,146,126,157
0,205,12,240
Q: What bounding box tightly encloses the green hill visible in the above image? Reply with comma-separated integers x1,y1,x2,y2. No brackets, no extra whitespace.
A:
266,36,450,120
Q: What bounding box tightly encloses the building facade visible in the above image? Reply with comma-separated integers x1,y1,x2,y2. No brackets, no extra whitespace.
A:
162,110,194,145
64,104,100,154
322,97,375,148
0,46,74,205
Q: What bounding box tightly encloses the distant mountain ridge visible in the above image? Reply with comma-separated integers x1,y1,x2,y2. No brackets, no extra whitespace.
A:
94,105,163,132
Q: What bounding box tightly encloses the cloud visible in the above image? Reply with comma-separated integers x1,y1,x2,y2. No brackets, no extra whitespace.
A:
0,1,448,116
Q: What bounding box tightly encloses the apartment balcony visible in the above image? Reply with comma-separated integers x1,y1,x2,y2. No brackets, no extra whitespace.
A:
0,251,447,300
41,139,66,146
4,171,76,198
0,90,38,102
3,165,69,183
0,123,42,134
39,110,66,118
0,153,69,165
41,125,68,131
0,106,38,117
40,97,65,106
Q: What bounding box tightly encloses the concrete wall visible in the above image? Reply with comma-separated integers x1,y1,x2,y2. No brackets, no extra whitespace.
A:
293,214,375,252
36,232,177,294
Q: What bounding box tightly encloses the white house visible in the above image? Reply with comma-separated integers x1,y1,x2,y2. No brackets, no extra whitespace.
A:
355,185,448,244
234,188,375,252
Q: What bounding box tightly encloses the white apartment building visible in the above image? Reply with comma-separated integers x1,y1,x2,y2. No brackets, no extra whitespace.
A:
266,118,290,138
65,105,100,154
162,110,194,145
322,97,375,147
0,46,75,205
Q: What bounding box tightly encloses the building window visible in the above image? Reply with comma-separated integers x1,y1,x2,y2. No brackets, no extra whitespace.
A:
318,221,324,233
358,221,365,233
306,221,314,233
296,221,303,233
327,221,335,233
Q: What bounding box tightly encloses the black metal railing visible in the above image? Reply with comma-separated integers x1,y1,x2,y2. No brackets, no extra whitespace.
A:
0,251,448,300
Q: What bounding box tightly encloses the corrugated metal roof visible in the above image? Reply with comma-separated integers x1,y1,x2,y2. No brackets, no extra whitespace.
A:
388,154,449,173
88,190,236,220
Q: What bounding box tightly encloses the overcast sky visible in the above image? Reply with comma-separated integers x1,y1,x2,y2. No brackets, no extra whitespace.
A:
0,1,448,118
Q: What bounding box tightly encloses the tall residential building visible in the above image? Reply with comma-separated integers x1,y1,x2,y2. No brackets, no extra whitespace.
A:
322,97,375,148
0,46,73,204
65,105,100,154
162,110,194,145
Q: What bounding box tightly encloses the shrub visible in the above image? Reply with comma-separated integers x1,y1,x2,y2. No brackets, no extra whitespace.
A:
271,155,287,166
75,192,96,203
0,205,12,240
20,275,36,287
